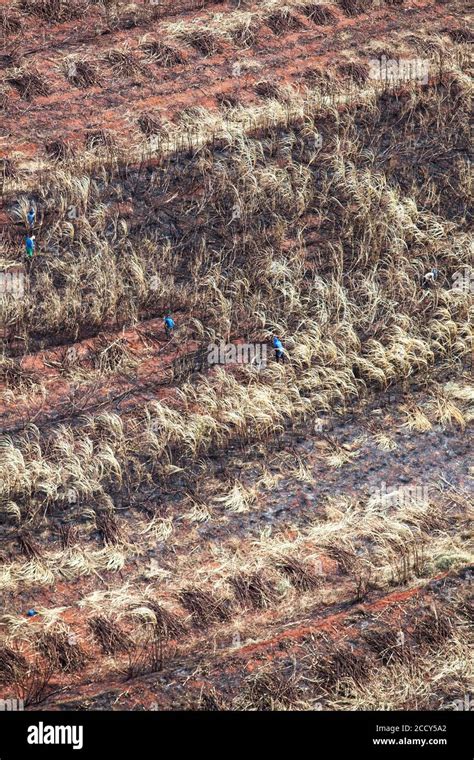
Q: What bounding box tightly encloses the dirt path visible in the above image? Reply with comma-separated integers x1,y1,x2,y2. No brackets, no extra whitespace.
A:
0,316,198,433
22,567,472,710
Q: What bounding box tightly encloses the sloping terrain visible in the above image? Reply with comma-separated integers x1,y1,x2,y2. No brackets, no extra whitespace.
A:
0,0,472,710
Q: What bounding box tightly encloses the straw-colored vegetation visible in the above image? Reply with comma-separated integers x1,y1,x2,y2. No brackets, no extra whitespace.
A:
0,0,472,711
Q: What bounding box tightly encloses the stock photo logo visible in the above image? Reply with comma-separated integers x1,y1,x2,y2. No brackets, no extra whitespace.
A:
452,269,474,294
368,56,430,85
0,697,24,711
0,268,25,300
368,480,430,508
207,342,268,369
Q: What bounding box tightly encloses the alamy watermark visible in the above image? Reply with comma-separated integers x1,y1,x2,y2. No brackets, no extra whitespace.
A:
369,480,430,507
445,694,474,711
452,269,474,294
369,56,429,85
0,269,25,299
207,342,268,369
0,697,24,711
27,722,83,750
314,417,328,433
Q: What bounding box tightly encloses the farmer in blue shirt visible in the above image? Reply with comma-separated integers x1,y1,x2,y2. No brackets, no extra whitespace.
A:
273,336,285,363
164,315,175,339
25,235,35,258
27,206,36,229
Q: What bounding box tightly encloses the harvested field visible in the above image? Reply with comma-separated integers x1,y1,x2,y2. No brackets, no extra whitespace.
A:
0,0,472,719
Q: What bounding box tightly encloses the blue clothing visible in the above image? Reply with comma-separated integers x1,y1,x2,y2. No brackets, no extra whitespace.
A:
164,317,175,329
27,210,35,226
26,237,35,256
273,338,283,351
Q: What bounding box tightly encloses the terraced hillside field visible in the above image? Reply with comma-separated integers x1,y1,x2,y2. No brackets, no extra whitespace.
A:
0,0,473,712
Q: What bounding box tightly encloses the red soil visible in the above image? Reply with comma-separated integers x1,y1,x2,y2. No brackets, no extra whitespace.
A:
0,316,198,430
1,1,468,173
1,0,471,714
